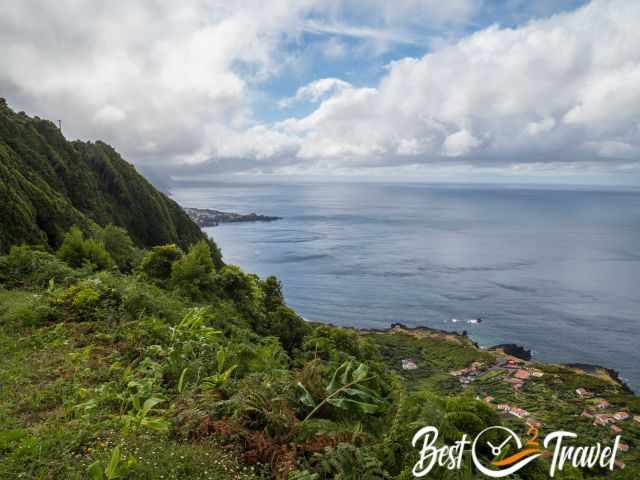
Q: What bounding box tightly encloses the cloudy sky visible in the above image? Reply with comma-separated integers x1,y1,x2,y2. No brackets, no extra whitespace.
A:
2,0,640,184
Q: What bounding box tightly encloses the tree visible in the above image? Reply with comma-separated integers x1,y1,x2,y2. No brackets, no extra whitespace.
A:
139,244,183,283
262,275,285,312
264,306,309,353
100,224,140,272
57,227,113,270
170,240,215,299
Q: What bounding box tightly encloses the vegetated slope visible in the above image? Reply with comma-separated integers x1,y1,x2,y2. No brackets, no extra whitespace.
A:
0,98,207,253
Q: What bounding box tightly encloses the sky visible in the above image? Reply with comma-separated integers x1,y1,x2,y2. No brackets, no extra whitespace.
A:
1,0,640,185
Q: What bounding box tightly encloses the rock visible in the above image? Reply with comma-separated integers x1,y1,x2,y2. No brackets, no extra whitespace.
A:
489,343,532,361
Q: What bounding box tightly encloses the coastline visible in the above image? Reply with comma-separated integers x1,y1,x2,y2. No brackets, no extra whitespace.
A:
356,321,635,394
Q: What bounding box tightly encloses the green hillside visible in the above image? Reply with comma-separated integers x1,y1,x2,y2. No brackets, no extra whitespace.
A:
0,102,637,479
0,98,209,255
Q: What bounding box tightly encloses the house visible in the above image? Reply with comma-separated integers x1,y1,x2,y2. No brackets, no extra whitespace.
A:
402,359,418,370
610,425,623,434
596,400,610,409
617,443,629,453
528,368,544,377
484,396,495,404
613,412,630,421
514,369,530,380
471,361,484,370
505,377,524,388
576,388,592,398
497,404,511,412
581,410,594,418
510,407,530,418
634,415,640,424
593,414,612,426
506,359,520,369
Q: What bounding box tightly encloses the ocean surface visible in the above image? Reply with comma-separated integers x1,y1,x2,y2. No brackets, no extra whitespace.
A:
171,181,640,391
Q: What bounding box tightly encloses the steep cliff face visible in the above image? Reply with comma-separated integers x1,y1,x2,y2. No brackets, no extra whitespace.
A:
0,99,216,258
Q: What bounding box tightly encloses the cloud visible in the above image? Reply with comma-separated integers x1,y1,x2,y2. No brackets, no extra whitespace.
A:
0,0,639,181
279,78,352,108
442,130,481,157
254,0,640,174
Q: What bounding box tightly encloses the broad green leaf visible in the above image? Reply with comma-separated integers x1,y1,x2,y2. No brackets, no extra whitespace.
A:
352,363,368,382
297,382,317,407
327,361,347,393
177,367,189,393
141,397,165,417
87,462,104,480
141,417,171,432
340,361,353,385
105,446,121,478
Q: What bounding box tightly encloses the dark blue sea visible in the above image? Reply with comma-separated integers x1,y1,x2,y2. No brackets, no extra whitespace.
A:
171,181,640,391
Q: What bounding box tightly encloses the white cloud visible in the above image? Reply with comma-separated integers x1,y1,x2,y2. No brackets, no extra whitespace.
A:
442,130,481,157
526,117,555,136
1,0,639,180
94,105,127,125
279,78,352,108
256,0,640,172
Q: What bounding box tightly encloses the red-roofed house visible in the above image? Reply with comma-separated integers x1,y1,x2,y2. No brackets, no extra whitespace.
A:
617,443,629,453
514,369,530,380
611,425,623,434
510,407,530,418
402,359,418,370
613,412,630,421
597,400,610,409
593,414,612,426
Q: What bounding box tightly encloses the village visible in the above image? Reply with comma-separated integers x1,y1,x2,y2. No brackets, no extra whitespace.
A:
400,354,638,469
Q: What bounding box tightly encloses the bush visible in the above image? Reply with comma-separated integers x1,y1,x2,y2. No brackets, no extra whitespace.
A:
261,306,309,353
262,276,285,312
139,244,183,283
214,265,265,324
0,244,79,288
57,227,113,270
170,240,215,300
6,293,61,328
99,224,141,272
54,278,122,322
121,278,185,322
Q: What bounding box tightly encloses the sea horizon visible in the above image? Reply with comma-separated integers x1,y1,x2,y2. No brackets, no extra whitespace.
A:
172,179,640,392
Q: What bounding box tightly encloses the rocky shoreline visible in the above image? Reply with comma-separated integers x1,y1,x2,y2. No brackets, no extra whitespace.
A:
184,207,281,228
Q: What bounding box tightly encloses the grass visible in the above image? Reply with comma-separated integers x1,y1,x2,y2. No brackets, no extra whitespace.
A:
0,289,258,480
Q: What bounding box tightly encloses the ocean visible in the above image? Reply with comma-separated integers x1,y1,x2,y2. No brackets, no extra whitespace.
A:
171,180,640,391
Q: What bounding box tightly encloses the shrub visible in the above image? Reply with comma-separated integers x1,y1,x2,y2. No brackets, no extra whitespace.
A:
214,265,264,323
6,293,61,328
121,278,185,322
54,278,122,322
261,306,309,353
170,240,215,300
262,276,285,312
57,227,113,270
139,244,183,283
0,244,79,288
99,224,141,272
